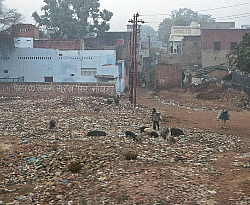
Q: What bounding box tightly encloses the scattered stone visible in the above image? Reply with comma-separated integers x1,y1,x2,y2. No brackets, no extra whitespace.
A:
0,95,244,204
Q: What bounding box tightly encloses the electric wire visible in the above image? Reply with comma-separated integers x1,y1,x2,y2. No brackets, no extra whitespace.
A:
140,2,249,17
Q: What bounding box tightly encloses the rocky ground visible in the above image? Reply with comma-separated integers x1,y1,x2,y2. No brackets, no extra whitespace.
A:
0,92,250,205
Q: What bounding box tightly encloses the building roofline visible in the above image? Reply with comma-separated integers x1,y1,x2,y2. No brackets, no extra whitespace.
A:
201,28,250,31
34,39,83,41
12,24,36,27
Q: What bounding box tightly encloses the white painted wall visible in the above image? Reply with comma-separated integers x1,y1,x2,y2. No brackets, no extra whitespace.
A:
0,48,126,93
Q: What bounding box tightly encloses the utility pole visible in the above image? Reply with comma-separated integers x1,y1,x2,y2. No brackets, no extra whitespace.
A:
148,35,151,57
128,13,144,107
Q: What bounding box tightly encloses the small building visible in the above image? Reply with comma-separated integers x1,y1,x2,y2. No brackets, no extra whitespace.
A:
160,35,201,68
169,22,201,56
0,24,127,94
201,29,250,68
155,64,183,89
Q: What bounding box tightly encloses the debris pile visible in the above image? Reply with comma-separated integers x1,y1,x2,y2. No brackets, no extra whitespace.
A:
0,96,246,204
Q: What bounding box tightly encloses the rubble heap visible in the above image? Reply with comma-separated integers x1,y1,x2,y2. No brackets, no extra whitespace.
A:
0,96,245,204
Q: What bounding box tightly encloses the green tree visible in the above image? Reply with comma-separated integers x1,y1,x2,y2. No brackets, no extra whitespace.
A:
0,0,23,31
32,0,113,39
229,33,250,73
158,18,172,44
158,8,214,43
140,25,158,41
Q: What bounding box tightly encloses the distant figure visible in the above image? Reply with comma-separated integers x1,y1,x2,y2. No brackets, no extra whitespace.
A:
114,95,120,106
217,109,230,128
152,108,161,130
49,120,56,129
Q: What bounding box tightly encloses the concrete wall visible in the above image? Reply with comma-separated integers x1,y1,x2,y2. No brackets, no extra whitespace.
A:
160,55,183,65
201,49,229,68
182,36,201,66
0,48,126,93
155,64,182,89
0,82,115,97
160,36,201,66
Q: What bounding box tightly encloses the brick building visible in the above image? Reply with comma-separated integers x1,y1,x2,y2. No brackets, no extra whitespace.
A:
34,40,84,50
155,64,183,89
201,29,250,68
9,24,39,39
84,32,131,60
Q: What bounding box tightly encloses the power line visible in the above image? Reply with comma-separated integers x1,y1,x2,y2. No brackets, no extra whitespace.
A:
141,2,250,17
197,2,249,12
142,12,250,26
217,14,250,20
216,12,250,19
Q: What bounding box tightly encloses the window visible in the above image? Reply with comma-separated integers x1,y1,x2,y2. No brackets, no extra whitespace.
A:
230,42,237,50
214,41,221,51
81,68,96,76
44,76,53,82
4,70,8,73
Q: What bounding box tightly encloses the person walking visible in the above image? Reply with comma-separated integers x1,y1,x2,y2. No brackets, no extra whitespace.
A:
152,108,161,130
217,109,230,128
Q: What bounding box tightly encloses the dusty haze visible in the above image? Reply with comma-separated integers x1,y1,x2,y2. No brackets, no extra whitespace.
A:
5,0,250,30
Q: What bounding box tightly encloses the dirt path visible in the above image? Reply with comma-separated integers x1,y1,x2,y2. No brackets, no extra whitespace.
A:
137,88,250,203
137,89,250,148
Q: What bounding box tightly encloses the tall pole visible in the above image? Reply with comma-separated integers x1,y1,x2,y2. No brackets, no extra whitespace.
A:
128,13,144,107
129,14,135,104
133,13,139,106
148,35,151,57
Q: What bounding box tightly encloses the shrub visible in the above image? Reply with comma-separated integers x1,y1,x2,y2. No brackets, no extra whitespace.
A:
123,150,138,160
68,161,82,173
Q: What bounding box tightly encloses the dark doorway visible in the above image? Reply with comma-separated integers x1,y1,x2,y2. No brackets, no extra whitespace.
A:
44,76,53,82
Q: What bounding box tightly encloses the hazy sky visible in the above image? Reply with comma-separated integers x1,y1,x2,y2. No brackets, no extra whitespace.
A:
5,0,250,30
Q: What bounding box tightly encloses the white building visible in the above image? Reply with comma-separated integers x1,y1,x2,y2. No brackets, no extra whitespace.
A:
169,22,201,56
0,25,126,94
